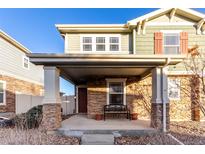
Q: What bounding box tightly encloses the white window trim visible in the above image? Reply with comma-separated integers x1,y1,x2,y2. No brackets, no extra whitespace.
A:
160,30,182,54
168,78,181,101
0,80,6,105
22,56,30,70
80,34,121,53
106,78,126,105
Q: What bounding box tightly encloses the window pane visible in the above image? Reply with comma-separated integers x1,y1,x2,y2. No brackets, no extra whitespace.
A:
109,94,123,105
83,37,92,43
164,34,179,45
96,45,105,51
96,37,105,43
168,79,180,100
83,45,92,51
109,83,123,93
110,45,119,51
164,46,179,54
110,37,119,43
0,93,3,103
0,83,3,93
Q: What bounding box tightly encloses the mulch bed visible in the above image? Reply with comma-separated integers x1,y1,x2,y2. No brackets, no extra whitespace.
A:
0,128,80,145
115,121,205,145
115,133,179,145
170,121,205,145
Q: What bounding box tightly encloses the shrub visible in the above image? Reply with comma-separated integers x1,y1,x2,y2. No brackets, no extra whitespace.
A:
14,105,43,129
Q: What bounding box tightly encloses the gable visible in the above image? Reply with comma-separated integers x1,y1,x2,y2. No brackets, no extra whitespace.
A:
128,8,205,35
149,13,196,24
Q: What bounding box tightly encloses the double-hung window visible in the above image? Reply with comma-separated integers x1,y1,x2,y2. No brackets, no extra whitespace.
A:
96,37,106,51
110,37,119,51
82,37,92,51
106,79,126,105
163,33,180,54
23,56,29,69
81,35,120,52
168,79,180,100
0,81,6,105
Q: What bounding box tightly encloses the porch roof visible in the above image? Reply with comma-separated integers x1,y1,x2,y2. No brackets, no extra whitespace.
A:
28,54,185,84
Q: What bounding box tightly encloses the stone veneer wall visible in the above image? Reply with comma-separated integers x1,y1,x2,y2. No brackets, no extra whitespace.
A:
41,104,62,131
87,75,204,121
0,74,43,113
87,80,107,118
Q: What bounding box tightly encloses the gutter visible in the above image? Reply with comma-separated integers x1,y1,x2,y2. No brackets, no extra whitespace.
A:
162,57,171,132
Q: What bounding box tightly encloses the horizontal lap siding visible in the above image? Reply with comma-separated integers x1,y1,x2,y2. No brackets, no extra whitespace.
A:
65,34,80,53
135,25,205,72
0,37,43,84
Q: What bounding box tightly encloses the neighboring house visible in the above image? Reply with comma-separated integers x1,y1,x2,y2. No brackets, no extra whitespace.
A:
28,8,205,131
0,30,44,113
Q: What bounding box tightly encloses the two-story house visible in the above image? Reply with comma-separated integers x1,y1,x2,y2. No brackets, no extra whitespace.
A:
0,30,44,114
28,8,205,131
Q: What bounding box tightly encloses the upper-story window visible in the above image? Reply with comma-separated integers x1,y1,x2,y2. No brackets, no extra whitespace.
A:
96,37,106,51
81,35,120,52
83,37,92,51
164,33,180,54
110,37,119,51
22,56,29,69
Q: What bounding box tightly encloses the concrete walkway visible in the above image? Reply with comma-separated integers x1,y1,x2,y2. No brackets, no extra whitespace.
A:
81,134,114,145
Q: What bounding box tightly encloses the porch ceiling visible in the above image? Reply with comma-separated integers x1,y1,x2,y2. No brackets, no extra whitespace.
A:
28,53,185,84
60,67,152,84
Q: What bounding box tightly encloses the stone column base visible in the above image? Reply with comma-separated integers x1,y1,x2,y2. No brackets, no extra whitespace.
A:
41,104,62,131
151,103,170,130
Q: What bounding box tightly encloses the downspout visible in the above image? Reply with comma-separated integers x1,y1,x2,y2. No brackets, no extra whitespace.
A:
162,57,171,132
132,27,136,54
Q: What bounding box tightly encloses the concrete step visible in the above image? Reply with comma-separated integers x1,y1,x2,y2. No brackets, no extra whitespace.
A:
81,134,114,145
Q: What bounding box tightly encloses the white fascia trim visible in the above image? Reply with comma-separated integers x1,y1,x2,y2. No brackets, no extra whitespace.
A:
106,78,127,105
56,24,127,28
128,8,205,25
147,22,195,26
0,80,6,105
167,71,193,75
160,30,182,33
0,30,31,54
0,70,43,86
128,8,170,25
80,34,121,53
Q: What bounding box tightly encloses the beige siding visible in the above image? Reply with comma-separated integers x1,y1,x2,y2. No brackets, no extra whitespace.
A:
150,13,195,23
65,33,131,54
65,33,80,53
136,25,205,55
135,25,205,71
0,37,43,84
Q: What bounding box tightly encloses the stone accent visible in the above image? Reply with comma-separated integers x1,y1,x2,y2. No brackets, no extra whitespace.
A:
87,80,106,119
151,103,170,130
41,104,62,131
190,76,200,121
86,75,204,122
0,74,43,113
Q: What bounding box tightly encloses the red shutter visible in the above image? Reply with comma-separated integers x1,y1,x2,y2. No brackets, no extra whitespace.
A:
180,32,188,54
154,32,163,54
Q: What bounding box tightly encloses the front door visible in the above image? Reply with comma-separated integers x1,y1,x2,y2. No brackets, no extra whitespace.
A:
78,87,87,113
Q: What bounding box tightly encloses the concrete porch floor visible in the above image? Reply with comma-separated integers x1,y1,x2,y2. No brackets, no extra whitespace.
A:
58,115,157,137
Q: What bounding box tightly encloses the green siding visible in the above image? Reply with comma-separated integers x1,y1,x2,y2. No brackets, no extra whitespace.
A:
135,25,205,71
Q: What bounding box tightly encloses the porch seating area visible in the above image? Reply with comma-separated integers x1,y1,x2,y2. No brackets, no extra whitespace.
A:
104,105,130,120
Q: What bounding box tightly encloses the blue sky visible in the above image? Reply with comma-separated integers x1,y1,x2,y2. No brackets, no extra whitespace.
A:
1,8,205,95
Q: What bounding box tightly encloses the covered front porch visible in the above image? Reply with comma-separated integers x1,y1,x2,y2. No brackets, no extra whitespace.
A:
59,114,155,136
28,54,185,131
